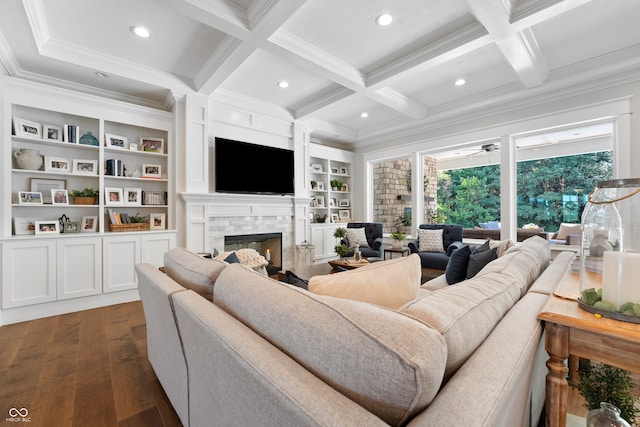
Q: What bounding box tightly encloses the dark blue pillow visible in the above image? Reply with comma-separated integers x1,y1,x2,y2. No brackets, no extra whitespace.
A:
472,240,490,254
466,247,498,279
224,252,240,264
445,245,471,285
284,270,308,290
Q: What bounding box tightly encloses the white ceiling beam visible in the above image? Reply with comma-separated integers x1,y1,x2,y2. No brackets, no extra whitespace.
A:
193,0,309,94
511,0,594,27
370,87,429,120
465,0,549,88
292,86,356,119
155,0,251,39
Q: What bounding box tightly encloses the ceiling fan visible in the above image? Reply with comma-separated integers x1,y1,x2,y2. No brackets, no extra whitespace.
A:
466,143,499,157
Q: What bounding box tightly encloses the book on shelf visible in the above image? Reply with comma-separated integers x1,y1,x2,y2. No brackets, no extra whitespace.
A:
63,124,79,143
107,209,132,225
142,191,167,205
105,159,124,176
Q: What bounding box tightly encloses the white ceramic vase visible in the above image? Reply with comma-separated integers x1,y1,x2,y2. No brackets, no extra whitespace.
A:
14,149,44,170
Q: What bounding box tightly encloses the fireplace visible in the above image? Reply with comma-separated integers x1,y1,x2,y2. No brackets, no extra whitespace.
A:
224,232,282,275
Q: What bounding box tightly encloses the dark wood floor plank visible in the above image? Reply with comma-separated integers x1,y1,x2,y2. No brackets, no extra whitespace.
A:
0,302,181,427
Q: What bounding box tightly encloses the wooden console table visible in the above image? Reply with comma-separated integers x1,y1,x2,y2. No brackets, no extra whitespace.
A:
538,267,640,427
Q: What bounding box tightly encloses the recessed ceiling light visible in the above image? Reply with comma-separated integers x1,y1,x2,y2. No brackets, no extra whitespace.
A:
130,26,151,38
454,78,466,86
95,72,109,78
376,13,393,26
277,81,289,88
361,112,369,118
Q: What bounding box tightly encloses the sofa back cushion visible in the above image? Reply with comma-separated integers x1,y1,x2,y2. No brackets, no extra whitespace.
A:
213,264,447,427
164,247,228,300
401,236,549,377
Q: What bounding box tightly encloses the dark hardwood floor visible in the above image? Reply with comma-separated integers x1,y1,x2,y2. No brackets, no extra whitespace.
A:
0,301,182,427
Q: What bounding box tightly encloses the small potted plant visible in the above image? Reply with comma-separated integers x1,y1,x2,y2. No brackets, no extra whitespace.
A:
69,187,99,205
390,229,407,249
333,227,347,244
330,179,343,191
334,244,350,258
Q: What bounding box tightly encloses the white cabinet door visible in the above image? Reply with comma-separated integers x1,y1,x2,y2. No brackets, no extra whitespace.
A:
141,232,176,268
310,224,340,261
1,239,56,308
103,234,141,293
56,237,102,300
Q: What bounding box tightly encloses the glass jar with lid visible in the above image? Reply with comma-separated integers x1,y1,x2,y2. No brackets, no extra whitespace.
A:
579,178,640,316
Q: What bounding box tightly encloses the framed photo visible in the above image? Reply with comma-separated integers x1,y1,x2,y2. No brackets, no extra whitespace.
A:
44,156,71,173
105,187,124,205
43,124,62,141
331,167,339,174
81,216,97,232
314,196,325,207
51,189,69,205
316,181,325,191
142,164,162,179
13,217,44,235
339,209,351,220
62,221,80,233
72,159,98,175
150,213,166,230
17,191,43,205
329,198,336,207
310,163,323,172
140,137,164,153
124,188,142,205
13,117,41,138
331,213,339,223
129,142,138,151
338,199,350,207
341,183,349,192
30,178,66,204
35,221,59,235
104,133,128,149
340,167,348,175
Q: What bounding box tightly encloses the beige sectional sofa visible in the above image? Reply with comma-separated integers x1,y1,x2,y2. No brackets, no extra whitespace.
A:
136,236,575,427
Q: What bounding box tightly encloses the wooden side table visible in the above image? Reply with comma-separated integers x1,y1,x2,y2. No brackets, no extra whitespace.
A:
383,247,410,260
537,267,640,427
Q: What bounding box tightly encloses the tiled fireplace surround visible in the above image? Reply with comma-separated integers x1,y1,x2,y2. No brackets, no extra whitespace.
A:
181,193,310,270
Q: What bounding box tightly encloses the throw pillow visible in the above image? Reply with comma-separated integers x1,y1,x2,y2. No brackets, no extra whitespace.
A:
418,229,445,253
308,254,421,309
224,252,240,264
555,223,581,240
488,239,514,257
471,240,491,254
284,270,308,290
345,227,369,248
466,247,498,278
445,245,472,285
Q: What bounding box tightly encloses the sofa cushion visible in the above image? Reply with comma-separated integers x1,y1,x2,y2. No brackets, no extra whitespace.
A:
466,247,498,279
555,223,581,241
213,263,447,427
308,254,421,309
445,245,471,285
164,247,228,300
345,227,370,248
418,228,445,252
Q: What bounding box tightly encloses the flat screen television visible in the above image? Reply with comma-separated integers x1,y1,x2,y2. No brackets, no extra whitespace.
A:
215,137,295,195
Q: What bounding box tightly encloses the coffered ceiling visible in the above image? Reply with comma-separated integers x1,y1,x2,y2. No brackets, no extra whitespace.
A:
1,0,639,148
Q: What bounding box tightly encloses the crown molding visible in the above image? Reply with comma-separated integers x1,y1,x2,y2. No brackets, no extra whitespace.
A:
211,88,294,122
0,31,19,76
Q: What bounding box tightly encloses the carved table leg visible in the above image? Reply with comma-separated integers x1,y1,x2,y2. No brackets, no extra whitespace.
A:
545,322,569,427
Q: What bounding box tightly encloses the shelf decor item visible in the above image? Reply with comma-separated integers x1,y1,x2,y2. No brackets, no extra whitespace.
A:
105,133,127,149
587,402,632,427
79,131,99,146
140,137,164,153
14,148,44,170
43,125,62,141
69,187,99,205
13,117,41,138
579,178,640,322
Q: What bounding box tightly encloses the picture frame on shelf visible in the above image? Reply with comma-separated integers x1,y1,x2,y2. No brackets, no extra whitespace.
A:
310,163,323,172
13,117,41,138
35,221,59,235
314,196,325,207
341,183,349,192
44,156,71,173
338,199,350,207
140,137,164,153
316,181,324,191
124,188,142,206
104,133,127,149
17,191,43,205
142,164,162,179
51,189,69,205
340,167,348,175
63,222,80,233
30,178,66,204
72,159,98,175
329,198,336,207
81,216,97,232
331,167,339,174
339,209,351,220
43,124,62,141
331,213,339,223
150,213,166,230
13,217,44,235
129,142,138,151
105,187,124,205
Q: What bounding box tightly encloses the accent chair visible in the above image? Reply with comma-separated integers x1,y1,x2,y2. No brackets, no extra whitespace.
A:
408,224,464,270
340,222,383,258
